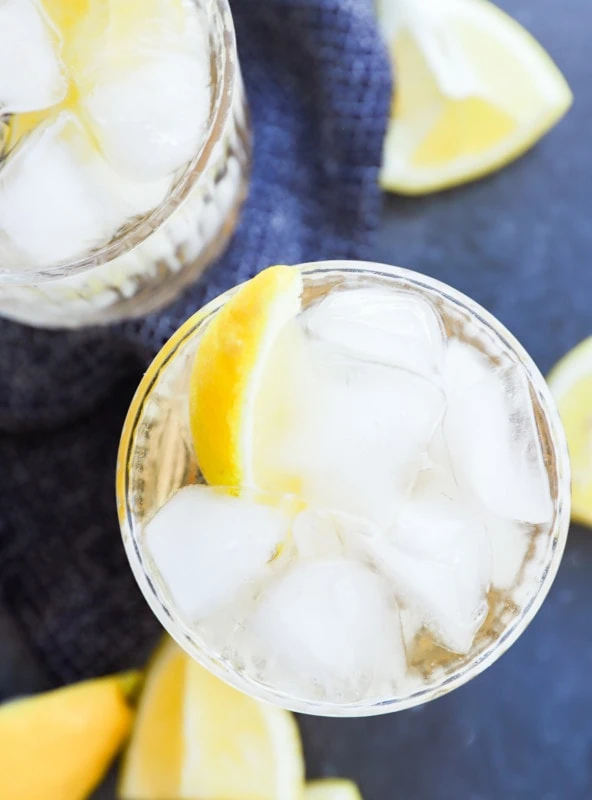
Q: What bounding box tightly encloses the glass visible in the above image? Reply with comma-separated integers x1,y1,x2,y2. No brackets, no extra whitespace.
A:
0,0,250,328
117,261,570,716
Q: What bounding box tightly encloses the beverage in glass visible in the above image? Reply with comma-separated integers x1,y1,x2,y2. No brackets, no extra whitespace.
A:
117,261,569,715
0,0,249,327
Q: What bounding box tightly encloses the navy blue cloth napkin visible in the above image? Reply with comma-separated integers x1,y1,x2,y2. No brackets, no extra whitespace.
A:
0,0,391,683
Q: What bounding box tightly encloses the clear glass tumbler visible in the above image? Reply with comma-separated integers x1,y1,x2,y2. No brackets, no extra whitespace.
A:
0,0,250,328
117,261,570,716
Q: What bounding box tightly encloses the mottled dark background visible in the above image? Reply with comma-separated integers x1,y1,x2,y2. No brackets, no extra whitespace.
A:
2,0,591,797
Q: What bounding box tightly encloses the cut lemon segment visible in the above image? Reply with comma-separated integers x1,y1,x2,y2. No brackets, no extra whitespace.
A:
119,637,305,800
548,338,592,527
190,265,303,487
0,672,137,800
181,657,304,799
306,778,364,800
40,0,90,33
378,0,572,194
119,640,186,799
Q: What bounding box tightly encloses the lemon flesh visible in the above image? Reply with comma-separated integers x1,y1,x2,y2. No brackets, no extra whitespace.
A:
548,338,592,527
378,0,572,194
119,641,186,799
306,778,364,800
190,265,302,487
0,673,137,800
120,638,305,800
181,657,304,799
40,0,90,32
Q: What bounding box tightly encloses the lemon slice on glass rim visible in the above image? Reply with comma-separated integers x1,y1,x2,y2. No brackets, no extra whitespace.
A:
377,0,572,194
189,265,302,488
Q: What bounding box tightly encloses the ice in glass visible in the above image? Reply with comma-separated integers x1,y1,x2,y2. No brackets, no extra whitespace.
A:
0,0,249,327
118,262,569,715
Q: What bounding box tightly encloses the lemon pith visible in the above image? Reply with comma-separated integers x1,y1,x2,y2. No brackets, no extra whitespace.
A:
548,337,592,527
190,265,302,487
378,0,572,194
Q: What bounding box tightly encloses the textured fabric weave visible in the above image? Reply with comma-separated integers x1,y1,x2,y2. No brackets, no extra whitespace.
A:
0,0,391,683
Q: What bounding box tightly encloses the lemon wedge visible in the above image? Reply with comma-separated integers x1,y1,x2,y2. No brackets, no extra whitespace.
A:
306,778,364,800
378,0,572,194
119,640,186,798
0,671,139,800
181,655,304,799
190,265,302,487
548,338,592,527
120,638,304,800
40,0,90,32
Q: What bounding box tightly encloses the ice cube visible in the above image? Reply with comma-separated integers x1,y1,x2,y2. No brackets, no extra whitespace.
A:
256,324,446,527
84,53,211,181
486,515,532,590
96,159,173,222
395,487,492,588
0,114,112,268
399,606,424,651
304,287,446,378
145,485,291,621
62,0,190,82
361,486,491,654
292,509,344,559
444,337,491,398
0,231,28,275
106,0,186,52
248,558,406,699
0,112,170,270
426,338,492,495
0,0,67,114
445,364,553,524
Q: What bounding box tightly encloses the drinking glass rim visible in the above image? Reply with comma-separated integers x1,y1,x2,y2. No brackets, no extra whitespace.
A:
116,260,571,717
1,0,237,286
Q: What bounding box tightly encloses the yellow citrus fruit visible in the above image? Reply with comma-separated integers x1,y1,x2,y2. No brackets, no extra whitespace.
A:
548,337,592,526
306,778,364,800
7,82,81,152
59,0,184,90
119,637,304,800
0,671,139,800
119,640,186,798
377,0,572,194
40,0,90,33
181,655,304,799
190,265,303,487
